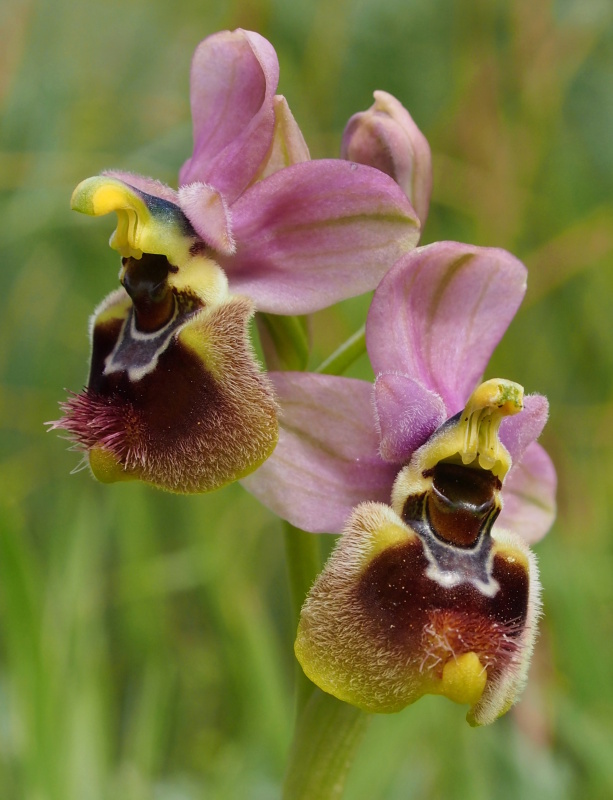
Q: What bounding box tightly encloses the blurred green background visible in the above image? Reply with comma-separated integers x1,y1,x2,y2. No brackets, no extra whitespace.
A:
1,0,613,797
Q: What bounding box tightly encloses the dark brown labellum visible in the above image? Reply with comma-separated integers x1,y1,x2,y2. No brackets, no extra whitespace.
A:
354,538,529,680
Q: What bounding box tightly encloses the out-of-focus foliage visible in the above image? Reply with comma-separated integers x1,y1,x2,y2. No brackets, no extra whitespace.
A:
1,0,612,797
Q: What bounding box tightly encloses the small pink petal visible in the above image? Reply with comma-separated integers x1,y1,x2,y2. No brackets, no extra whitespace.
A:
366,242,527,415
252,95,311,182
220,160,420,314
496,442,557,544
178,182,235,255
179,29,279,204
374,373,446,463
241,372,397,533
500,394,549,465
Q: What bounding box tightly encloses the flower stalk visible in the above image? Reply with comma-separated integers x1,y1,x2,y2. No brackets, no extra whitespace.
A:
315,325,366,376
283,523,370,799
284,523,322,713
281,331,373,799
258,314,310,372
282,688,369,800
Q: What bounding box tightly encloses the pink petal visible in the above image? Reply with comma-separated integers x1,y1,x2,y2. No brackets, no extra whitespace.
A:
102,171,179,204
179,29,279,204
499,394,549,465
241,372,398,533
178,182,235,255
496,442,557,544
366,242,527,415
220,160,420,314
374,373,446,463
251,95,311,182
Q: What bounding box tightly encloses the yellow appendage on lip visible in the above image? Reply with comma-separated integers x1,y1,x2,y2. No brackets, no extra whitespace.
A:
434,651,487,707
94,184,138,217
89,446,137,484
71,176,148,220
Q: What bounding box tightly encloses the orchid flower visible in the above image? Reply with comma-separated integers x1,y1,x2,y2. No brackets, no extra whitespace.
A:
51,29,420,493
244,241,556,725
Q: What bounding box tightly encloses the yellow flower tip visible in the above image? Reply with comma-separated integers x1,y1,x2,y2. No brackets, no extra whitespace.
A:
464,378,524,420
70,175,151,259
88,446,138,484
70,176,99,214
460,378,524,476
435,651,487,708
69,174,200,267
71,176,144,217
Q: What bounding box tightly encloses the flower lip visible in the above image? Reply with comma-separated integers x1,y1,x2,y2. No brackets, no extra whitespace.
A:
51,291,280,493
294,500,539,725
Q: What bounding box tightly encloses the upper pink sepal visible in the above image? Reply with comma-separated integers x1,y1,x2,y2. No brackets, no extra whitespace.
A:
366,241,527,415
219,160,421,314
179,29,279,203
253,95,311,181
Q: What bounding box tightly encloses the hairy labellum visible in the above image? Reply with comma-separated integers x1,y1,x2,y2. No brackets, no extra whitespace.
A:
295,380,542,725
54,290,278,492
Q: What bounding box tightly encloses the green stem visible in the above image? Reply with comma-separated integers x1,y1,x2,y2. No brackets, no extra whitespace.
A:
283,524,370,798
315,325,366,375
281,325,371,799
258,313,310,371
283,689,370,800
284,523,322,714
